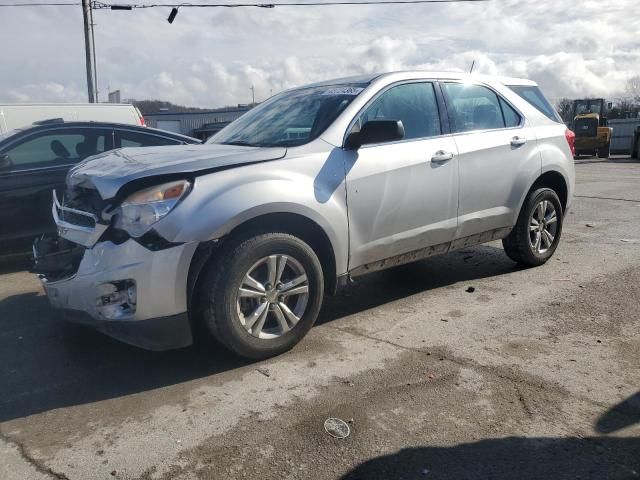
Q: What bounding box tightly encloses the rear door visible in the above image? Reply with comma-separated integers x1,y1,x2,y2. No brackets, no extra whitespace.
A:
0,127,111,248
441,82,541,240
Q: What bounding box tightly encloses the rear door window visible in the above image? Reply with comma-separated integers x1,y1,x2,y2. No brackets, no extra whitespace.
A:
1,128,110,171
500,98,522,128
508,85,563,123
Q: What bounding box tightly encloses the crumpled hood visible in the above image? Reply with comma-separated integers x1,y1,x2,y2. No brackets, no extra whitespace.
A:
67,143,287,199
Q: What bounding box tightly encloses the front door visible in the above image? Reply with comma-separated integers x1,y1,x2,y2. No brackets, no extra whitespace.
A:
344,81,459,271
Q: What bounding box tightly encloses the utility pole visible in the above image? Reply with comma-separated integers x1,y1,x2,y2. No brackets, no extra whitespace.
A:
81,0,98,103
250,85,255,105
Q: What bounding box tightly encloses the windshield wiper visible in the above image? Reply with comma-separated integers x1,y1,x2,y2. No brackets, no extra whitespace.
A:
220,141,256,147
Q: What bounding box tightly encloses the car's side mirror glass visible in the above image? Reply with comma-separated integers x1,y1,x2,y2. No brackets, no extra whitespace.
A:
0,154,12,172
345,120,405,150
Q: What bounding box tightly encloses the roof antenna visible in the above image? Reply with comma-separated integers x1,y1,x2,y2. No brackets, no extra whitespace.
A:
469,60,475,74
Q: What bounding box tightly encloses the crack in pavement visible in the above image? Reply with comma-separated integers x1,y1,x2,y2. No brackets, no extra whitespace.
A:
325,324,612,412
0,427,70,480
574,194,640,203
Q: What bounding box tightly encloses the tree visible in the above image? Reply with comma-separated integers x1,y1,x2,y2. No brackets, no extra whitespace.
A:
626,76,640,103
556,98,573,123
608,98,640,119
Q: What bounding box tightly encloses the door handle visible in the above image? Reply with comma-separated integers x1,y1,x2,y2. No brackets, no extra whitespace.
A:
431,150,454,163
511,136,527,147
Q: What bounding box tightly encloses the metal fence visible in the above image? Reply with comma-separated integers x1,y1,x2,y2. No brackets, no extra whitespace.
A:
609,118,640,154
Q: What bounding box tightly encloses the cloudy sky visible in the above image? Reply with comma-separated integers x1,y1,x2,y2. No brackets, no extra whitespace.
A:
1,0,639,107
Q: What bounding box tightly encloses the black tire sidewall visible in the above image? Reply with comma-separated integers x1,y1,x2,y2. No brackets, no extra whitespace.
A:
204,233,324,359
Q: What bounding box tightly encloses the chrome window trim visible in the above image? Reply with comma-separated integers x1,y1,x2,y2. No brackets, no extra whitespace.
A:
0,163,76,175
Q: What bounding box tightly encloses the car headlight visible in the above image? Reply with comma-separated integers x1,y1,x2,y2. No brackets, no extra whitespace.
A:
114,180,191,237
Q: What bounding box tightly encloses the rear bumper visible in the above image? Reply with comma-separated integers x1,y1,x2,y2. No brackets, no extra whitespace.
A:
37,236,199,350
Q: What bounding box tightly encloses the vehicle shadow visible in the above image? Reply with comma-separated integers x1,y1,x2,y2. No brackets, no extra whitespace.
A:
0,253,32,275
596,390,640,434
317,245,522,325
0,245,521,422
338,435,640,480
0,292,252,422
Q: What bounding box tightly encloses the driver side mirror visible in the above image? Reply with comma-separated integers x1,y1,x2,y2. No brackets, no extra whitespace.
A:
0,154,12,172
345,120,405,150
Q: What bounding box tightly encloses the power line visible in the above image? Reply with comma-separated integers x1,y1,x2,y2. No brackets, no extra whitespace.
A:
0,0,487,7
0,2,80,5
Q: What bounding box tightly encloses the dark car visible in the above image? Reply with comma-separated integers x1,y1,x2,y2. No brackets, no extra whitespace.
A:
0,119,199,253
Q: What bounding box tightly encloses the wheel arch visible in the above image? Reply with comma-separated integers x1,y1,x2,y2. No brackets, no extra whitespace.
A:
528,170,568,212
187,212,339,318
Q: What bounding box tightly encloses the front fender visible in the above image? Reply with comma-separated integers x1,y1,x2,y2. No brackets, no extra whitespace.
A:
153,152,350,275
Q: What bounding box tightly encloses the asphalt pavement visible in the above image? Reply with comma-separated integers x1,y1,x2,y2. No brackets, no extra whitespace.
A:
1,156,639,480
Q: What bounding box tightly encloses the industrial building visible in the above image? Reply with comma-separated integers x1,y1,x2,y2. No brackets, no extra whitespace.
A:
144,105,252,140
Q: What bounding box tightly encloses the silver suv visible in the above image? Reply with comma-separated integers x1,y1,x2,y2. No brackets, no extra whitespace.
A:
34,72,575,358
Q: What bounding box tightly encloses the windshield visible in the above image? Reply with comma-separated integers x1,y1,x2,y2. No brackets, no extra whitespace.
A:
207,84,368,147
574,99,603,115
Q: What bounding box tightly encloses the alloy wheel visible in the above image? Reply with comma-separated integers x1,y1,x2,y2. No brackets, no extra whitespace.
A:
528,200,558,255
236,254,309,339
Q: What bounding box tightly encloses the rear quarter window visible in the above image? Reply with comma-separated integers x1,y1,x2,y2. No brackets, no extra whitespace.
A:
508,85,562,123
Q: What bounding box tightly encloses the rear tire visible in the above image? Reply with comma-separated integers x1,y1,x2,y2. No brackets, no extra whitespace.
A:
597,142,610,159
199,232,324,359
502,188,563,267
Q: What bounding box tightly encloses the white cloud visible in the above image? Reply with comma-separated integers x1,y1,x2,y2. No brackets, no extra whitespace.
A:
1,0,639,106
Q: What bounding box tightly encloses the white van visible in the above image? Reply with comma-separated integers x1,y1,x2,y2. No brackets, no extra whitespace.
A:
0,103,145,134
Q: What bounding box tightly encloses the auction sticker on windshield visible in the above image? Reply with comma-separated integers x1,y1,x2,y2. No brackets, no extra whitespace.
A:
322,87,364,96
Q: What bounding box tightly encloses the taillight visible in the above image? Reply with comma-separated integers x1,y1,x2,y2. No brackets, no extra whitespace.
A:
139,115,146,126
565,129,576,156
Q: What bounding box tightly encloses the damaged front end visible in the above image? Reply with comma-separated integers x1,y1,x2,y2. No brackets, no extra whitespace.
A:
31,234,84,281
51,187,111,248
33,181,198,351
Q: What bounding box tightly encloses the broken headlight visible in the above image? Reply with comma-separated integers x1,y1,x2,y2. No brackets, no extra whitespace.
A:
114,180,191,237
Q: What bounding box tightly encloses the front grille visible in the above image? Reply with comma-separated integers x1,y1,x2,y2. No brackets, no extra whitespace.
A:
58,209,96,228
63,186,106,216
574,118,598,138
54,186,109,230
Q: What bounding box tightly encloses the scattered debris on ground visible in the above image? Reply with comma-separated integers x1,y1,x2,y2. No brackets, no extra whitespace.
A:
324,418,350,439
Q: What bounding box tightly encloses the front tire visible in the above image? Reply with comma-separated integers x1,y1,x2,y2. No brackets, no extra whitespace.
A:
502,188,563,267
199,232,324,359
